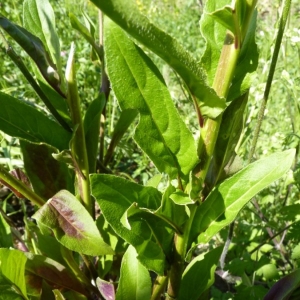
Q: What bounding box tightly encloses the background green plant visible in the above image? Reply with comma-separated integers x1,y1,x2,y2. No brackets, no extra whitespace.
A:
0,0,299,299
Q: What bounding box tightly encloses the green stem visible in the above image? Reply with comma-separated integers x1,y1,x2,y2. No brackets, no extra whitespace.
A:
196,31,240,183
151,275,168,300
66,43,93,217
0,32,71,133
166,205,198,299
248,0,291,162
0,166,45,206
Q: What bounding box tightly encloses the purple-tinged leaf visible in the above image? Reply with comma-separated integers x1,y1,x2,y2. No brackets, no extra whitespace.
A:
33,190,114,256
96,278,115,300
264,268,300,300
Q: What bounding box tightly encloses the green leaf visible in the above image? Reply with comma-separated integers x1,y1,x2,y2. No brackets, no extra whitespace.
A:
20,141,74,199
104,20,198,180
0,249,28,299
264,268,300,300
170,190,195,205
0,92,71,150
0,16,63,96
84,93,106,172
0,211,13,248
25,253,95,297
69,12,103,61
91,0,225,118
179,247,223,300
209,5,236,34
116,245,151,300
0,273,25,300
91,174,166,274
23,0,64,87
33,190,114,256
190,149,295,245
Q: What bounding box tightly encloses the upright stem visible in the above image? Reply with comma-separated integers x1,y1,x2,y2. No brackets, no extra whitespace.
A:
248,0,292,161
66,43,93,217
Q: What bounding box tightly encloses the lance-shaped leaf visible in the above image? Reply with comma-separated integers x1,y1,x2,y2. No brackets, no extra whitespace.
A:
33,190,114,256
179,247,223,300
0,16,63,96
104,20,198,180
91,174,168,274
116,245,151,300
0,249,28,299
0,92,71,150
189,149,295,245
23,0,64,85
91,0,225,118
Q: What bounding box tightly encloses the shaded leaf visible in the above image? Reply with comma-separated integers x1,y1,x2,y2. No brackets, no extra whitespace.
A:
190,149,295,245
104,20,198,180
25,253,95,297
116,245,151,300
0,212,13,248
84,93,106,172
179,247,223,300
33,190,113,256
91,0,225,118
264,268,300,300
20,141,74,199
0,92,71,150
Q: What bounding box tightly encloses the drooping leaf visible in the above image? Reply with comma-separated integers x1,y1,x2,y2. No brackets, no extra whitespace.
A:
33,190,114,256
116,245,151,300
0,249,28,299
20,141,74,199
84,93,106,172
91,174,166,274
0,92,71,150
179,247,223,300
264,268,300,300
0,15,63,95
104,20,198,180
23,0,64,89
0,273,25,300
96,278,115,300
91,0,225,118
189,149,295,245
24,253,95,297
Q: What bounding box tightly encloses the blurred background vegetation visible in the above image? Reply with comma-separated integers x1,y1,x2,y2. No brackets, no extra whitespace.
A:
0,0,300,298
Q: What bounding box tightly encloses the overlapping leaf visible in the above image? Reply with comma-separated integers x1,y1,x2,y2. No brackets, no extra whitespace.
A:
91,0,225,118
104,20,198,180
91,174,172,274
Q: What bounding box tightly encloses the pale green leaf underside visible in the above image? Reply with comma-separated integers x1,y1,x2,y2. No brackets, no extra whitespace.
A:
104,20,198,179
91,0,225,118
190,149,295,244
